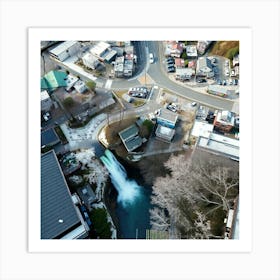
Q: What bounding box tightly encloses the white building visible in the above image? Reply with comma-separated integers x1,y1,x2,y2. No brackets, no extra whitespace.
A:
186,45,198,58
82,52,100,70
49,41,80,61
196,57,214,78
74,80,87,93
155,125,175,142
90,41,110,59
65,74,79,91
41,90,53,111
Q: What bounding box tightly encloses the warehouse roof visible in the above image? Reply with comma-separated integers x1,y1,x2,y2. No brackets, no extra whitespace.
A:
49,41,78,56
41,150,81,239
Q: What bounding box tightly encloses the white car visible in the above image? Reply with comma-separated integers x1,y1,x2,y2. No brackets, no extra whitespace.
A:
149,53,154,63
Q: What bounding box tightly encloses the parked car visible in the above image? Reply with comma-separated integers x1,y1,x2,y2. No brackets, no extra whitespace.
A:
197,78,207,83
167,67,175,73
43,112,51,122
233,79,238,85
166,57,174,63
217,79,222,85
223,80,227,85
191,102,197,107
149,53,154,63
167,104,177,112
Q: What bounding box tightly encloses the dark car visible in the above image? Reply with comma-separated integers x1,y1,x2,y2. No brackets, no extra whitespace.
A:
167,67,175,73
166,57,174,62
167,104,177,112
217,79,222,85
197,78,207,83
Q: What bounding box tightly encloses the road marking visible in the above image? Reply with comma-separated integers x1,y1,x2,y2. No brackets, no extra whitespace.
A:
104,79,113,89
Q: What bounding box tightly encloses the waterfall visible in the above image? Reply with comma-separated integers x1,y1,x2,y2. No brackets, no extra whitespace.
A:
100,149,141,207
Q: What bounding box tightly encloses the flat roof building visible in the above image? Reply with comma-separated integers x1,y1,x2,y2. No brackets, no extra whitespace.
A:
41,128,60,148
65,74,79,91
196,57,214,78
41,150,89,239
197,133,239,160
208,85,235,97
213,110,235,133
41,90,53,112
155,125,175,142
157,108,178,129
186,45,198,58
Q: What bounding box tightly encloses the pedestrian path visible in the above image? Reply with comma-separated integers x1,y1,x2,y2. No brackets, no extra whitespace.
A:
60,113,107,151
104,79,113,89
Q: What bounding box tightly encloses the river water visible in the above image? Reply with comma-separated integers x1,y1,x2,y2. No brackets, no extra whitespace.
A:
101,150,152,239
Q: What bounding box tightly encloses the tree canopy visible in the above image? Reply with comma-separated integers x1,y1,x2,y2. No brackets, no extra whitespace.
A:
150,150,239,239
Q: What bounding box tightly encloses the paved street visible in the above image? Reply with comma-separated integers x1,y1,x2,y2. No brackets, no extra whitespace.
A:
110,41,235,111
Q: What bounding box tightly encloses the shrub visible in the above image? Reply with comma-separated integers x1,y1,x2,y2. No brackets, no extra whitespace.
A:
63,96,74,108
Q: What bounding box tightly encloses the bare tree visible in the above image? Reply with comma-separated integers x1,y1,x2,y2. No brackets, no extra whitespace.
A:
150,150,239,238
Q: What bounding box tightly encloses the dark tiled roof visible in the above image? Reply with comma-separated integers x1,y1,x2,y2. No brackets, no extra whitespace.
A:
41,150,80,239
41,128,60,147
119,124,138,141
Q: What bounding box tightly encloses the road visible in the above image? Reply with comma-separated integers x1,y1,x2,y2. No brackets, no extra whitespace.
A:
109,41,234,111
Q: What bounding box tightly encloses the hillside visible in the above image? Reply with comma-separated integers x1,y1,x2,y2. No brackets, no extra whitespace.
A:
209,41,239,59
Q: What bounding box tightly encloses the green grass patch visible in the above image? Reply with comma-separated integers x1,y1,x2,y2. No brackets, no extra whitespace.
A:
133,100,145,107
89,208,112,239
114,90,127,98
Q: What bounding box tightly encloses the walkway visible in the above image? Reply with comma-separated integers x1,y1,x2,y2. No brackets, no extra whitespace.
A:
60,113,107,151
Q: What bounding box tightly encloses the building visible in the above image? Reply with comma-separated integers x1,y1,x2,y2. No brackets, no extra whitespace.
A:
123,59,133,77
82,52,100,70
174,58,185,68
233,54,239,67
207,85,235,97
49,41,80,61
175,68,194,80
191,120,214,138
155,125,175,142
197,133,239,161
188,60,196,69
165,41,184,58
213,110,235,132
65,74,79,91
41,150,89,239
77,185,97,211
90,41,110,58
74,80,87,93
196,57,214,78
114,56,124,77
103,49,117,63
41,90,53,111
156,108,178,129
186,45,198,58
41,128,60,148
118,124,143,152
197,41,212,55
41,70,67,92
